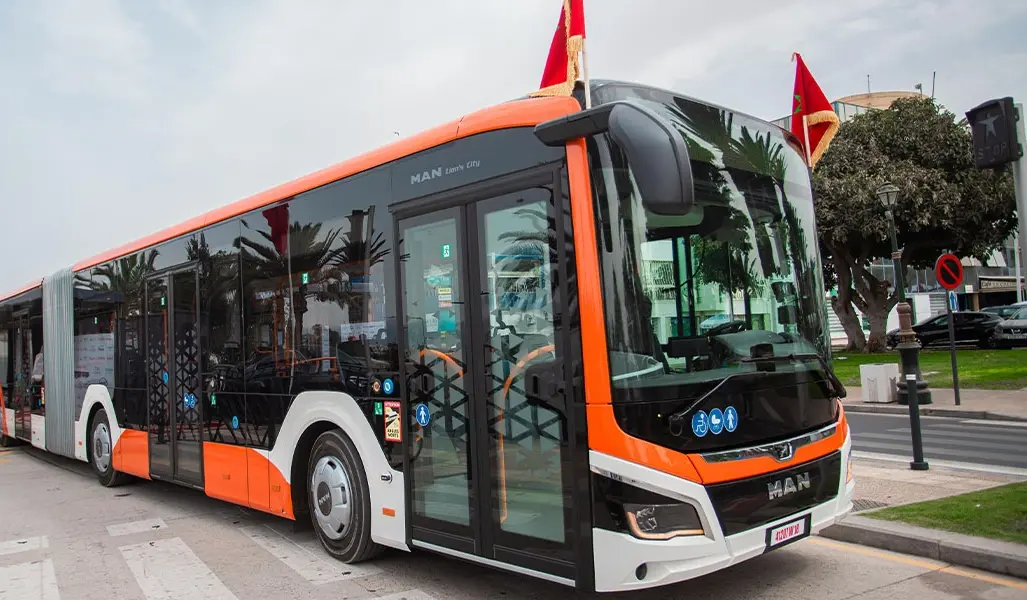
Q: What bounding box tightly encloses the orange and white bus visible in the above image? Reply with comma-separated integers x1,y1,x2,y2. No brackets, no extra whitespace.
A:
0,79,853,592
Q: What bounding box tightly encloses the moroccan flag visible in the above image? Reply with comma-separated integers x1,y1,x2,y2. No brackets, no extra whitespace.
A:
262,204,290,255
530,0,586,98
791,53,839,168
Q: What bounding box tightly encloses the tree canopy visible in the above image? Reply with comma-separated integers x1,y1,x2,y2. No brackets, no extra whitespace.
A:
812,95,1016,350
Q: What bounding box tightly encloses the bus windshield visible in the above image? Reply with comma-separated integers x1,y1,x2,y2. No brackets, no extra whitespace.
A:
587,83,836,449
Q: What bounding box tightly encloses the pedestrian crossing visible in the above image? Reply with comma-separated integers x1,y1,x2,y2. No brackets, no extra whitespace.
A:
0,517,437,600
852,419,1027,470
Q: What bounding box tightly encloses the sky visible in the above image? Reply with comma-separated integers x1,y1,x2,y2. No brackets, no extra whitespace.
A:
1,0,1025,293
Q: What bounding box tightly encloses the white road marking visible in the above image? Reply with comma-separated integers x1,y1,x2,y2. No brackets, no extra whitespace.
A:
372,591,438,600
107,518,168,537
0,536,48,557
0,558,60,600
119,537,238,600
959,419,1027,428
852,450,1027,477
240,525,381,584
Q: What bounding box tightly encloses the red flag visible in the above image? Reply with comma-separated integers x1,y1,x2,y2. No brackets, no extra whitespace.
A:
791,53,839,168
530,0,586,98
263,204,290,255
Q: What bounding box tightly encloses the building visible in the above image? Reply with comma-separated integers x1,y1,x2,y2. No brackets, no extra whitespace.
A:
771,91,1025,343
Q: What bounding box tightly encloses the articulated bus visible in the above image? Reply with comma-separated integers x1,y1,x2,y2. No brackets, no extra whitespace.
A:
0,80,853,592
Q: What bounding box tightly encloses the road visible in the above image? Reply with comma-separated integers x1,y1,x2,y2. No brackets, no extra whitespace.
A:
848,412,1027,470
2,446,1025,599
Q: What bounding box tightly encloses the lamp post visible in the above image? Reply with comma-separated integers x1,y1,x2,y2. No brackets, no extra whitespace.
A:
876,183,931,407
877,183,930,470
876,183,906,309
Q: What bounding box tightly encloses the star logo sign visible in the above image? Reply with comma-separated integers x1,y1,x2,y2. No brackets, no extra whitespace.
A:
977,112,1001,139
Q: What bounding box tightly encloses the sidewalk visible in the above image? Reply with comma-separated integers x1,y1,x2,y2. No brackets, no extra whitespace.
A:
848,455,1024,510
821,456,1027,578
842,386,1027,421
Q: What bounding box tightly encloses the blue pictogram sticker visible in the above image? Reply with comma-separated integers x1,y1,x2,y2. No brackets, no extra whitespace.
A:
231,415,239,429
724,406,739,432
709,408,725,435
383,378,395,395
691,410,709,437
415,404,431,427
162,371,169,384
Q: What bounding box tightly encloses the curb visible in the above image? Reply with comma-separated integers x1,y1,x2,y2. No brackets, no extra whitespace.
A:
818,516,1027,579
842,403,1027,422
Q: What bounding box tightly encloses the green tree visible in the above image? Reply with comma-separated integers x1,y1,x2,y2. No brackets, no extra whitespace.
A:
814,96,1016,352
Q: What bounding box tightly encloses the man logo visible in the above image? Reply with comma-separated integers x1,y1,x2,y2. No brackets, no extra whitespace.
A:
769,442,794,462
411,167,443,185
316,482,333,516
767,472,811,500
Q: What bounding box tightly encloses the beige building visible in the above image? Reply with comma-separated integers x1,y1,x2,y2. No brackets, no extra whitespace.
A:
769,90,921,131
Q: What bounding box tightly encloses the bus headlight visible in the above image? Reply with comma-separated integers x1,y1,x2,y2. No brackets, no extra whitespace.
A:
846,447,853,483
623,503,704,540
592,471,706,541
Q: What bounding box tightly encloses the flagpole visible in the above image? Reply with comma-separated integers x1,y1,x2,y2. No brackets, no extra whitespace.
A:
581,37,592,109
802,115,813,167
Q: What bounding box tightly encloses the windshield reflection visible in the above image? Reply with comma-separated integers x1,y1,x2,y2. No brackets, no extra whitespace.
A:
588,84,831,398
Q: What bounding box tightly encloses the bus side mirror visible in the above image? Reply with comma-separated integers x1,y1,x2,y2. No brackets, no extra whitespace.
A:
534,100,695,215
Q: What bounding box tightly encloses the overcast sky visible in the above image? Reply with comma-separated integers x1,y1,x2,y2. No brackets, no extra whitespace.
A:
1,0,1024,293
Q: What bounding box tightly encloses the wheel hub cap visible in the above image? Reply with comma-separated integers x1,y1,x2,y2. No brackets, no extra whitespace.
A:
92,423,111,472
311,455,353,540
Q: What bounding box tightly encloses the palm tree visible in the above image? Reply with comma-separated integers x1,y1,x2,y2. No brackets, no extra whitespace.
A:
89,250,159,301
187,234,241,364
333,208,391,328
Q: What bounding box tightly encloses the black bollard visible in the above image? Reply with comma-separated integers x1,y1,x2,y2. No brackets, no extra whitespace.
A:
895,302,929,471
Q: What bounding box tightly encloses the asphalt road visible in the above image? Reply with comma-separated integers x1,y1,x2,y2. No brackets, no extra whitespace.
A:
848,412,1027,470
2,446,1026,600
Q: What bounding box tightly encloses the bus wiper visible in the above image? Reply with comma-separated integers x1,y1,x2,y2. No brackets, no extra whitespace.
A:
667,370,771,435
741,352,847,399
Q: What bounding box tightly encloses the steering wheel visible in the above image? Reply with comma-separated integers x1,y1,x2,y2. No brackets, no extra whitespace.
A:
706,320,746,337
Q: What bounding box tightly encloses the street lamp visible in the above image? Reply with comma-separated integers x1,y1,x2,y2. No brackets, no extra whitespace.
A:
876,183,905,308
876,183,930,470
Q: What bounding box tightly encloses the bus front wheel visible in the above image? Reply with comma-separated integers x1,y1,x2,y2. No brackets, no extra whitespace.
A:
89,408,130,487
307,429,382,563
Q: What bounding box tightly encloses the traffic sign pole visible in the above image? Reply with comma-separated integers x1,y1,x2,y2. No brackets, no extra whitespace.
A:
1013,103,1027,303
936,253,964,406
945,294,961,406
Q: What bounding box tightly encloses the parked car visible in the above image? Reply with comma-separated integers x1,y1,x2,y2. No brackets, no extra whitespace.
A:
886,311,1004,349
982,304,1022,319
992,306,1027,349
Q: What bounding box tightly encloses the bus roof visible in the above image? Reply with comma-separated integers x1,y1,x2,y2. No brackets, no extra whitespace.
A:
0,95,580,304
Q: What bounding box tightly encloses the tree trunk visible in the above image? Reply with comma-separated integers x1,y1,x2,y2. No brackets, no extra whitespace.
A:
831,296,865,351
853,269,896,354
865,311,890,352
829,252,866,351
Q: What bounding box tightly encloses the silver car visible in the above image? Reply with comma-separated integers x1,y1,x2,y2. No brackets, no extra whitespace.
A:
992,306,1027,349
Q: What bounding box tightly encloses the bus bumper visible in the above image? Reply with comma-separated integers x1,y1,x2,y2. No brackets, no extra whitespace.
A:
590,432,855,593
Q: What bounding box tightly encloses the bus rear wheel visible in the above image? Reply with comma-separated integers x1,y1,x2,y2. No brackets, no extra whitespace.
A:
89,408,129,487
307,429,381,563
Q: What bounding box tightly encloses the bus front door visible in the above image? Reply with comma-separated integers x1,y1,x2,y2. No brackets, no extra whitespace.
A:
396,172,578,583
144,268,204,486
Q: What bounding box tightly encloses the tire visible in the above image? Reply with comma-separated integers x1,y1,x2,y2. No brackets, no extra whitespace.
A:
89,408,130,487
0,434,15,448
307,429,382,563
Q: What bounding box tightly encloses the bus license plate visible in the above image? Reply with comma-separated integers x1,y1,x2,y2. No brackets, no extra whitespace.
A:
765,515,810,551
